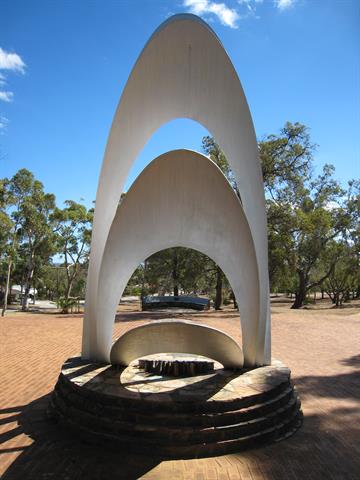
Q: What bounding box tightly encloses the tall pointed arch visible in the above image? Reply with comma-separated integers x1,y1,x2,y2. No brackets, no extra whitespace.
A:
83,14,271,366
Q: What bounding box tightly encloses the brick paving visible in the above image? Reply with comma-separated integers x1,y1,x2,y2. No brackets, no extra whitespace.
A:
0,300,359,479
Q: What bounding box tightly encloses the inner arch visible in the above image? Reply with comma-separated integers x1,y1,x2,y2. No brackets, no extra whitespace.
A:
94,149,260,366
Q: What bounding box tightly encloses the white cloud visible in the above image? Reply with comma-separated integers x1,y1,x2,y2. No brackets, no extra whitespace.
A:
0,47,26,73
181,0,298,26
0,47,26,111
0,115,9,132
275,0,295,10
0,91,14,102
183,0,240,28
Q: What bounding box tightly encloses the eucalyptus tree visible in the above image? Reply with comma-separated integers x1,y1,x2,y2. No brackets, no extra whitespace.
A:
259,122,315,200
319,180,360,305
323,242,357,306
52,200,93,311
202,136,238,193
8,170,58,310
201,125,316,307
0,172,43,314
259,122,317,292
269,165,350,308
346,179,360,294
0,178,15,315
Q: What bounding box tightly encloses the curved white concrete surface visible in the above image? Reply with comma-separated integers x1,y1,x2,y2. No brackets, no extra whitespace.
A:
110,320,244,369
83,14,270,366
96,150,259,366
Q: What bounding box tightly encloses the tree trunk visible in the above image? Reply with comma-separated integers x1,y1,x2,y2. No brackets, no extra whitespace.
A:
62,277,75,314
141,260,147,299
335,293,340,307
291,272,307,309
22,255,34,311
230,289,238,310
330,292,335,305
22,284,31,310
1,259,12,317
65,278,74,301
214,266,223,310
172,250,179,297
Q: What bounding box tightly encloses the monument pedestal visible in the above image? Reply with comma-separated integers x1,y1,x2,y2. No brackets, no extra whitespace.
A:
49,356,302,458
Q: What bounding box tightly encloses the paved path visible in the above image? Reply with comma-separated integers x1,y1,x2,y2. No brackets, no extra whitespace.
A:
1,302,359,479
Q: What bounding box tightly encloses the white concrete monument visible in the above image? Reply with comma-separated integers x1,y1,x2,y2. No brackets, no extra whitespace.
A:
51,16,303,454
82,14,271,368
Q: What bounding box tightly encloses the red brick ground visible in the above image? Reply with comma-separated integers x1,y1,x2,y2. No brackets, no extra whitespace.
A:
1,300,359,479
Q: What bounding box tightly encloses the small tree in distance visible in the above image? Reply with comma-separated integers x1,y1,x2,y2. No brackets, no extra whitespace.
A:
52,201,93,313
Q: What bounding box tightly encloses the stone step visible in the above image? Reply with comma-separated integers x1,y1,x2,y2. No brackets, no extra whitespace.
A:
57,372,291,415
192,387,295,427
49,397,302,459
55,374,294,427
51,383,300,445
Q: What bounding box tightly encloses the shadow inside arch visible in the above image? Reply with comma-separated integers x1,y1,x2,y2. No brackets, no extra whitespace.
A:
0,395,162,480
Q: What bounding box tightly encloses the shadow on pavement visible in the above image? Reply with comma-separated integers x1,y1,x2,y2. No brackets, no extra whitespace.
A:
1,395,162,480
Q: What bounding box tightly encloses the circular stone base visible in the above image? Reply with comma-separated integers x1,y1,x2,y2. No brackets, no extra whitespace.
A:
49,356,302,459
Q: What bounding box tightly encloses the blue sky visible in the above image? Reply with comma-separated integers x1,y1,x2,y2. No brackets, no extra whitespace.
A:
1,0,359,209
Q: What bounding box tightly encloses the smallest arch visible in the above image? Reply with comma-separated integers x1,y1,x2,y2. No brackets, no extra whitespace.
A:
110,320,244,369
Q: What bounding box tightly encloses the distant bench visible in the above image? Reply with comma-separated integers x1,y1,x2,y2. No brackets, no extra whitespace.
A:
141,295,210,311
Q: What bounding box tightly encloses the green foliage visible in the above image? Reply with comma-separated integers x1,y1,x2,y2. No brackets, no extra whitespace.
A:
200,123,359,309
259,122,314,198
258,123,357,308
1,122,358,314
0,169,92,313
10,170,58,309
136,247,216,296
56,296,79,313
52,200,93,306
202,136,239,193
323,242,358,306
